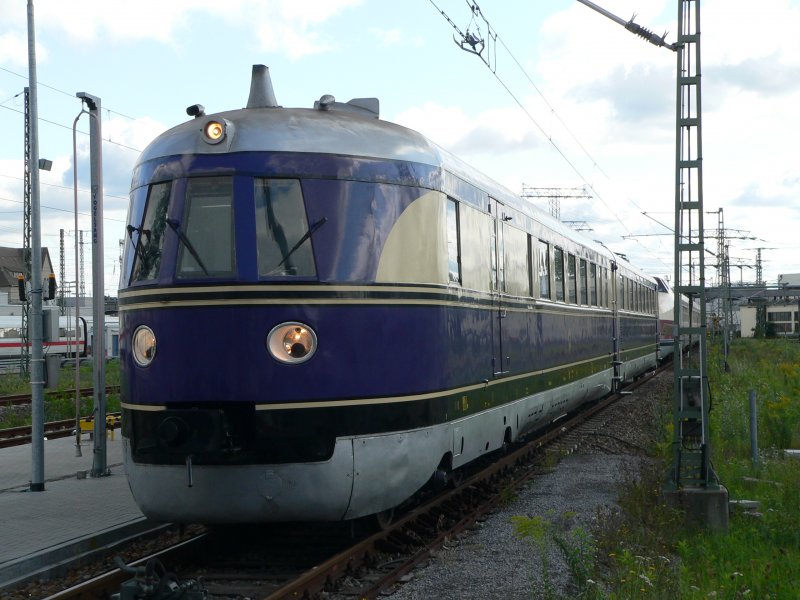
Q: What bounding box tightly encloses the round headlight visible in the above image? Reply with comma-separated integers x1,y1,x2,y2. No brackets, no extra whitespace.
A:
202,119,226,144
132,325,157,367
267,322,317,364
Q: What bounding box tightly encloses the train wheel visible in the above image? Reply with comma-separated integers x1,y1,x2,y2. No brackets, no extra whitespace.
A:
373,508,395,531
447,469,464,489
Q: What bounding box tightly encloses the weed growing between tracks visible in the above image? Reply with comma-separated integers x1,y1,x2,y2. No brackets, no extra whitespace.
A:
0,361,120,428
514,510,602,600
511,339,800,598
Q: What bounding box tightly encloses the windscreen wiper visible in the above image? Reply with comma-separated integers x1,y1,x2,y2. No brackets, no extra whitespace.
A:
271,217,328,274
166,218,210,275
126,224,150,264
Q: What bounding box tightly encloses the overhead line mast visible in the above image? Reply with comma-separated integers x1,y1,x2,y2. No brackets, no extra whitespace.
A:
434,0,727,528
579,0,728,530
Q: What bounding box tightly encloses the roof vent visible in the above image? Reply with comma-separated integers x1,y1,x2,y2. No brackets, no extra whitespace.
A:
313,95,379,118
246,64,279,109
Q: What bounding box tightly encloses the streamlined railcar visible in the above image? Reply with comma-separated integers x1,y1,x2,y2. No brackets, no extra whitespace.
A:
119,65,658,523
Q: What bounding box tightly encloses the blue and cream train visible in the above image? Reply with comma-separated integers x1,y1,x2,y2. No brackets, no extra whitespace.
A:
119,65,658,523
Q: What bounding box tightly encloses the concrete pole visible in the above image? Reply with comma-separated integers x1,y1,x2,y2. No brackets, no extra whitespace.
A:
72,111,84,458
27,0,45,492
76,93,107,478
749,390,758,468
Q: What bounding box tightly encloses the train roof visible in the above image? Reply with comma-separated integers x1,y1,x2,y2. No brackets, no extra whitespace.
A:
136,65,654,285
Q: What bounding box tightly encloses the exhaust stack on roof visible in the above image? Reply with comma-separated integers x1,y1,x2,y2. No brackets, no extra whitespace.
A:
246,64,279,109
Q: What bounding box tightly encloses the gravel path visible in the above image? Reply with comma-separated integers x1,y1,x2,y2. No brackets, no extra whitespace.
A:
385,370,672,599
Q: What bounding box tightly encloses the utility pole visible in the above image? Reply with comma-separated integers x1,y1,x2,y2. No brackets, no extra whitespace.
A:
27,0,46,492
577,0,728,531
520,185,592,221
79,230,86,301
755,248,763,286
20,87,31,376
59,229,65,315
76,92,108,478
665,0,727,531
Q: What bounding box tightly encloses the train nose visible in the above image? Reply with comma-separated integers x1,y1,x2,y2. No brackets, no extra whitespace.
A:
157,417,190,447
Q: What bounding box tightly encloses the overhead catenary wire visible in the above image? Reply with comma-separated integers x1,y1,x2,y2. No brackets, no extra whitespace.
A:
428,0,675,272
428,1,631,232
0,194,126,223
468,1,609,180
0,103,141,153
0,65,138,121
0,172,129,202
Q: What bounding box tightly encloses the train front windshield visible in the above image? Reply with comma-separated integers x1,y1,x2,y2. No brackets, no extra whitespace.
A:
122,176,318,286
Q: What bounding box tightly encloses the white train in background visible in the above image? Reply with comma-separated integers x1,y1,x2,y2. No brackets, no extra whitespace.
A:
654,276,692,363
80,314,120,360
0,308,119,364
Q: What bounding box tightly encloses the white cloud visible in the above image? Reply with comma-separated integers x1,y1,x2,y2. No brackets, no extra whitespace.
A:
250,0,362,59
0,30,36,67
368,27,423,49
1,0,362,58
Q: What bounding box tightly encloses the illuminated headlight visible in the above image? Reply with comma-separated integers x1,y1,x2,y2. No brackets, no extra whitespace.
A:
132,325,157,367
267,322,317,364
202,119,227,144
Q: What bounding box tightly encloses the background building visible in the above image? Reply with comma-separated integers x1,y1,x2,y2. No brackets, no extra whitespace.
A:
0,246,56,315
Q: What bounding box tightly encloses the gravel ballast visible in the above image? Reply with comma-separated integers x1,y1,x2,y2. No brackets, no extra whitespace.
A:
385,370,672,599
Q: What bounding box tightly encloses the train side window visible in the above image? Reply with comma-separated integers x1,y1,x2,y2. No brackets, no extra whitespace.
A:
129,182,171,283
447,199,461,284
538,240,550,299
553,247,565,302
255,179,316,277
567,253,577,304
629,280,634,311
600,267,605,307
503,225,529,296
177,177,236,278
637,283,642,312
641,285,646,313
527,235,534,297
579,259,588,305
590,263,597,306
597,266,603,307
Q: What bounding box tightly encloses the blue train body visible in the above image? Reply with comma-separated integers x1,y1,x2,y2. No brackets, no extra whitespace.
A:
119,66,658,523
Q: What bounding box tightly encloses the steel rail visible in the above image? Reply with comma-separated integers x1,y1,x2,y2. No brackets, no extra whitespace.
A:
267,364,670,600
41,534,209,600
0,385,120,407
0,411,122,448
34,364,668,600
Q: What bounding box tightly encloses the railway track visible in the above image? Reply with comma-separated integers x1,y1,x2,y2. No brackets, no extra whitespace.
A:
0,411,122,449
37,365,668,600
0,386,122,448
0,385,121,407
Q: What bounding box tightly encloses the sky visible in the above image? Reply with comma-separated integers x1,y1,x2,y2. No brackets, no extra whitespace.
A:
0,0,799,299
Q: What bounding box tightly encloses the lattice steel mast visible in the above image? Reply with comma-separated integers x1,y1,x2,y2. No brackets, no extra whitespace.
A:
59,229,65,314
577,1,724,510
21,88,32,375
668,0,720,491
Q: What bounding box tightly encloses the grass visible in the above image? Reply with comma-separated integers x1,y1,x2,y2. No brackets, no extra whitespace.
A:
0,360,120,428
513,338,800,598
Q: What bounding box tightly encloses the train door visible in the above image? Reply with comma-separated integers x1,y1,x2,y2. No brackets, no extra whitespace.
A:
489,198,508,376
610,261,622,391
